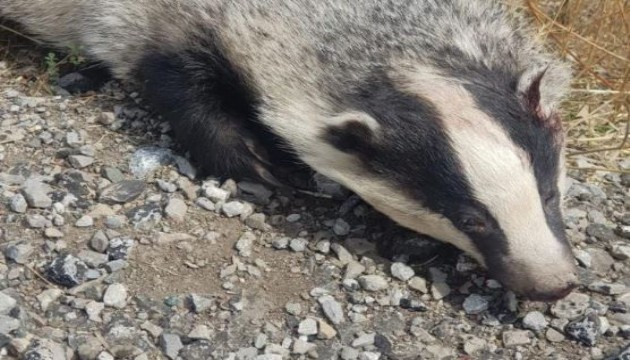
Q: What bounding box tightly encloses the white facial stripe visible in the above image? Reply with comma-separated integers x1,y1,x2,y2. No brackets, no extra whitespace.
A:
397,67,571,271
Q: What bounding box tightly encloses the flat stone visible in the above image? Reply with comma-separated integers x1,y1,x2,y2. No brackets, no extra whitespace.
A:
317,319,337,340
550,292,590,320
545,328,565,343
345,261,366,280
235,232,256,257
222,201,253,218
164,198,187,222
588,281,627,295
272,237,289,250
285,302,302,316
565,313,600,346
331,243,354,265
189,294,213,313
157,180,177,193
188,325,212,341
0,292,17,315
351,333,375,348
290,238,309,252
9,193,27,213
22,179,53,208
522,311,548,332
298,318,318,336
5,243,34,264
0,315,20,334
45,254,88,287
68,155,94,168
99,180,146,204
44,228,64,239
358,275,389,292
610,242,630,260
340,346,359,360
333,219,351,236
78,250,109,268
202,185,230,203
391,263,415,281
36,288,63,311
292,339,315,355
85,301,105,322
75,215,94,227
27,214,49,228
431,282,451,300
195,197,215,211
90,231,110,253
502,330,532,347
463,294,489,315
103,283,128,309
245,213,267,230
574,249,592,268
462,336,487,355
318,295,344,325
159,333,183,360
586,224,616,242
587,248,615,274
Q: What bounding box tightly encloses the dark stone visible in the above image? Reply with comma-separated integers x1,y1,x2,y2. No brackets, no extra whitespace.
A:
179,340,214,360
100,180,146,204
400,298,428,312
45,254,88,287
565,313,600,347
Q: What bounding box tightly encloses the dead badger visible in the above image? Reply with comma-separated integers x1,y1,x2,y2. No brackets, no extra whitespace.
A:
1,0,579,300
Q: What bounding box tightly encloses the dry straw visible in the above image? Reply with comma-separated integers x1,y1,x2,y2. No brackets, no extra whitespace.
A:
514,0,629,173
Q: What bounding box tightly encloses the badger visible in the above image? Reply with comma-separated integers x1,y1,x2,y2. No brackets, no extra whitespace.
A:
0,0,579,301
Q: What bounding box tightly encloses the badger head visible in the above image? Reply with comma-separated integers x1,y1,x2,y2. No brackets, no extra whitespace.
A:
303,63,577,301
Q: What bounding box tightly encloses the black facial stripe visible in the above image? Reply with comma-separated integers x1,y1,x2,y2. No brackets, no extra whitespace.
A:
454,67,569,249
330,71,510,268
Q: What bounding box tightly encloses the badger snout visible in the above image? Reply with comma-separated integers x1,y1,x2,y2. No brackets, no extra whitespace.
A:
491,258,579,302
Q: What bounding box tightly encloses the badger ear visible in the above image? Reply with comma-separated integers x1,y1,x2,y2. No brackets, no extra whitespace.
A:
517,64,571,130
323,112,379,153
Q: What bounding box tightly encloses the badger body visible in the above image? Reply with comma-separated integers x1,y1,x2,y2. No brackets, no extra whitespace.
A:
0,0,579,300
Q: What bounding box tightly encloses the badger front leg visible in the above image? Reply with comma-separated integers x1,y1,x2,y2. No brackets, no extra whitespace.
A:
138,48,283,186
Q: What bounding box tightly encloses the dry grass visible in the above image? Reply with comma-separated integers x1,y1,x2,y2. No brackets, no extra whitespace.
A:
1,2,629,171
517,0,630,172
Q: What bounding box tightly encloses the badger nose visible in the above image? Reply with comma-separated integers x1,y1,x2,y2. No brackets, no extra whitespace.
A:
527,277,579,302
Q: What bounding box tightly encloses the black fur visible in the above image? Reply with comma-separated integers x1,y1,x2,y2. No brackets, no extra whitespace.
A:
137,35,291,184
324,71,517,279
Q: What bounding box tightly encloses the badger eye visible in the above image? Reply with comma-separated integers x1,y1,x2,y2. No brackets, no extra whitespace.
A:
459,214,488,234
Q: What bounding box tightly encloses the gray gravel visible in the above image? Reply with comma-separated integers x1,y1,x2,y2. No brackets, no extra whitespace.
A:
0,56,629,360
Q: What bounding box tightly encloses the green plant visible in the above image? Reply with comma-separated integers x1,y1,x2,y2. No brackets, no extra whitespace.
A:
44,52,59,80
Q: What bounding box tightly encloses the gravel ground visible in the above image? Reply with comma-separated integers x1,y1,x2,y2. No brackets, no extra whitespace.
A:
0,50,629,360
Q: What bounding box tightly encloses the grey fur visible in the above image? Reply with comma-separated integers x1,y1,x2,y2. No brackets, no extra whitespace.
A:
0,0,578,299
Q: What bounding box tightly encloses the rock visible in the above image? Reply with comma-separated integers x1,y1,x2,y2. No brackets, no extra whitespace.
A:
0,315,20,334
36,288,63,311
586,224,616,242
22,179,53,208
545,328,565,343
358,275,389,292
391,263,415,281
462,336,487,355
272,237,289,250
188,325,212,341
76,250,108,268
565,313,600,346
550,292,590,320
157,179,177,193
68,155,94,168
502,330,532,347
222,201,253,218
107,237,135,260
292,339,315,355
352,333,375,348
290,238,309,252
45,254,88,287
333,219,351,236
431,282,451,300
90,231,110,253
0,292,16,315
202,185,230,203
23,339,66,360
341,346,360,360
408,277,428,293
298,318,318,336
610,242,630,260
236,232,256,257
463,294,489,315
245,213,267,230
522,311,548,332
588,281,627,295
75,215,94,227
189,294,213,313
44,228,64,239
195,197,215,211
103,283,128,309
5,243,34,264
345,261,366,280
164,198,187,222
99,180,146,204
85,301,105,322
160,333,183,360
318,296,344,325
27,214,49,228
9,193,27,213
317,319,337,339
126,203,162,230
104,215,126,229
101,167,125,183
285,302,302,316
587,248,615,274
574,249,592,268
399,298,428,312
254,333,268,349
331,243,354,265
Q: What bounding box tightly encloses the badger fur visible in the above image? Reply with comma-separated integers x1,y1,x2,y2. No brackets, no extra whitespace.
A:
0,0,578,300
